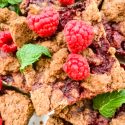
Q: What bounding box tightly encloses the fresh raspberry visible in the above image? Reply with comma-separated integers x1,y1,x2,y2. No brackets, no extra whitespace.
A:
0,31,17,53
0,118,2,125
64,20,94,53
63,54,90,80
59,0,74,6
0,79,2,91
27,7,59,37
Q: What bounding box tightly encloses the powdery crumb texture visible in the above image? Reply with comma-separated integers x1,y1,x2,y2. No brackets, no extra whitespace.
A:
81,0,101,23
101,0,125,57
9,16,38,48
0,91,34,125
50,102,125,125
40,48,68,84
0,8,38,48
12,72,30,92
54,100,109,125
30,22,125,116
0,0,125,123
110,113,125,125
82,58,125,98
23,66,36,87
0,52,30,92
31,84,52,116
94,0,103,5
46,116,71,125
101,0,125,22
0,52,19,75
0,8,18,25
31,81,80,116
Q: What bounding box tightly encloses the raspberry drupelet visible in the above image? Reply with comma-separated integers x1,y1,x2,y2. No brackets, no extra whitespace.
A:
59,0,75,6
0,31,17,53
64,20,94,53
63,54,90,80
27,7,59,37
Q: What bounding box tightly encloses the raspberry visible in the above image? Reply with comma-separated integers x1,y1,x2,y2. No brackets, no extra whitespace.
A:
0,31,17,53
27,7,59,37
59,0,74,6
63,54,90,80
0,118,2,125
64,20,94,53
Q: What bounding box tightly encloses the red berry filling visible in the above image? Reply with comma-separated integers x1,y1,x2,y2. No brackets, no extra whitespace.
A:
0,80,2,91
0,31,17,53
63,54,90,80
104,22,125,56
53,79,84,104
89,37,115,74
58,0,75,6
58,2,87,30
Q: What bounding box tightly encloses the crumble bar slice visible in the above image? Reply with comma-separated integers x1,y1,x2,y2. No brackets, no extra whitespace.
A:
50,100,109,125
0,8,37,48
101,0,125,57
50,102,125,125
30,22,125,116
0,90,34,125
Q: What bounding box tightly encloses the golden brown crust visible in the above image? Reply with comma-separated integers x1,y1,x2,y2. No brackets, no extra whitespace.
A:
0,91,34,125
9,17,38,48
0,53,19,75
110,113,125,125
101,0,125,22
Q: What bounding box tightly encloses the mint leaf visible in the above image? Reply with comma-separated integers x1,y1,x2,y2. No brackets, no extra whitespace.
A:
16,44,51,70
0,0,8,8
93,90,125,118
7,0,22,5
0,0,22,8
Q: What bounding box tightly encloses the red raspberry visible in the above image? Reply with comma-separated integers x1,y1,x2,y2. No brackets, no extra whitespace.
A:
27,7,59,37
0,31,17,53
0,118,2,125
59,0,74,6
64,20,94,53
63,54,90,80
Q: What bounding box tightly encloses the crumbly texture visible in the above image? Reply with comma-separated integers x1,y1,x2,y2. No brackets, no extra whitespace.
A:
101,0,125,58
0,8,37,48
0,8,18,25
110,113,125,125
0,52,19,75
0,0,125,124
49,102,125,125
101,0,125,22
9,16,38,48
51,100,109,125
23,66,36,87
30,22,125,116
82,58,125,98
39,48,68,84
95,0,103,5
31,84,52,116
0,91,34,125
81,0,101,23
12,72,30,92
46,116,72,125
